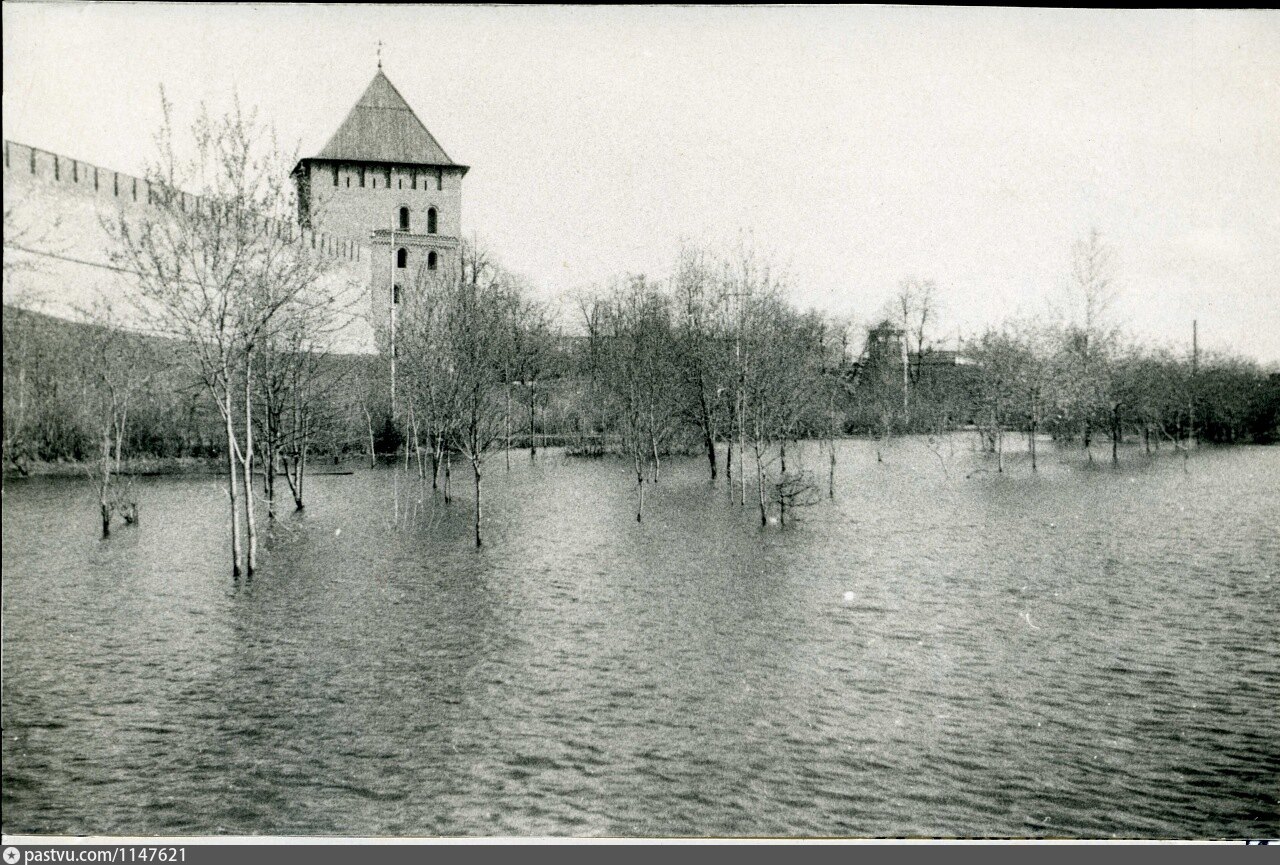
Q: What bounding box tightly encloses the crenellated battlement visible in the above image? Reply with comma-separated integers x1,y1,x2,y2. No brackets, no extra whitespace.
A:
2,63,462,361
3,139,367,263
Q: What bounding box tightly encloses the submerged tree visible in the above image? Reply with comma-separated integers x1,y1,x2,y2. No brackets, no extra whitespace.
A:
396,241,523,546
600,275,679,522
78,299,154,536
740,290,828,525
111,93,344,575
969,327,1035,473
1059,228,1120,462
256,275,360,517
671,243,733,481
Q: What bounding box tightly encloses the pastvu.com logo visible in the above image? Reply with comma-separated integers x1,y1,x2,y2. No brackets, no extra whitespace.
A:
3,847,21,865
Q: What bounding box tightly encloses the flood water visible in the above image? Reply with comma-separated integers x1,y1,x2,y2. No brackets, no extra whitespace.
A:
3,437,1278,838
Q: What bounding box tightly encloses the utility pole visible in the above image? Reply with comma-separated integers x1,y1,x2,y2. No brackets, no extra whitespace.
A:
389,225,397,422
1190,319,1198,448
901,325,910,422
737,288,750,508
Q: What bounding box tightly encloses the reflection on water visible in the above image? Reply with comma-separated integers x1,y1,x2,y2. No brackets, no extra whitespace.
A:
3,437,1278,837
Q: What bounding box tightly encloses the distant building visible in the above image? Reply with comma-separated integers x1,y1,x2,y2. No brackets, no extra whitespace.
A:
848,319,974,388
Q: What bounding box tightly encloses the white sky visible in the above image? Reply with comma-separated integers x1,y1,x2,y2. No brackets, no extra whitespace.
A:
4,4,1279,362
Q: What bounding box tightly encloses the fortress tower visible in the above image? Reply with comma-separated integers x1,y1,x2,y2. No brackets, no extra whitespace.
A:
291,67,468,342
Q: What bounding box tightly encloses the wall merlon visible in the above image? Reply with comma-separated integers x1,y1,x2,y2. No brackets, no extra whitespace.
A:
4,139,366,264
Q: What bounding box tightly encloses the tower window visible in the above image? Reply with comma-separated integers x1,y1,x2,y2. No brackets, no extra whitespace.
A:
346,176,351,187
428,251,438,271
396,248,407,269
359,167,365,188
333,165,339,186
399,207,410,231
411,171,417,190
393,284,402,305
436,168,443,191
427,208,437,235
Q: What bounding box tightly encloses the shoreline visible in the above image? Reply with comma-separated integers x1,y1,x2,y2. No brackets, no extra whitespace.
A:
2,455,360,481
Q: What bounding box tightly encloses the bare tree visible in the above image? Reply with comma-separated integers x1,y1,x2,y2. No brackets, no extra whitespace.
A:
671,243,732,481
1062,228,1120,462
600,275,679,522
741,293,827,526
396,255,458,493
111,93,340,575
970,328,1025,473
515,294,555,462
257,275,360,516
397,241,522,546
77,299,154,535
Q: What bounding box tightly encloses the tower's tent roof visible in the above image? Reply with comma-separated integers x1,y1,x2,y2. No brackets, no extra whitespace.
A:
306,70,466,171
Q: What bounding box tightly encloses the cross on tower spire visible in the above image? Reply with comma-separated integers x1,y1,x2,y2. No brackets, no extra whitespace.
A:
376,39,383,69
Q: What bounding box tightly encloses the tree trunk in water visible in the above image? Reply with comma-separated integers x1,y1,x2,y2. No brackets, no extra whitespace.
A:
284,445,307,510
755,445,767,527
529,384,537,461
410,408,425,481
1030,417,1038,472
997,424,1004,473
779,441,788,528
282,454,297,510
1111,404,1122,467
444,451,452,504
704,426,717,481
1083,417,1093,463
725,435,733,500
431,434,441,490
505,384,512,471
473,460,483,548
738,391,746,507
100,430,112,538
829,441,836,498
242,366,257,576
265,448,276,521
114,410,125,474
634,452,644,523
365,407,376,469
224,389,242,578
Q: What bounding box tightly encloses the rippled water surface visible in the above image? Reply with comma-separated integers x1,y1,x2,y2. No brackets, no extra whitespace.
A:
3,438,1278,837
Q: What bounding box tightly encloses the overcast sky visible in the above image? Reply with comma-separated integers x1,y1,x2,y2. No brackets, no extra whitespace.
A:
4,5,1278,361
